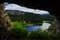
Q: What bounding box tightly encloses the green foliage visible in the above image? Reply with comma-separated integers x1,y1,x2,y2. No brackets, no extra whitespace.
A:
0,21,59,39
10,21,28,38
11,21,26,31
26,31,56,39
10,21,58,39
11,21,55,38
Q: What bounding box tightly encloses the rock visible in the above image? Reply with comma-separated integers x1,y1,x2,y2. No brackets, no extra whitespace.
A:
0,3,11,29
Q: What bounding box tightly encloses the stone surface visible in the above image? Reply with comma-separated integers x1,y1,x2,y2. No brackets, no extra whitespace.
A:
0,4,11,29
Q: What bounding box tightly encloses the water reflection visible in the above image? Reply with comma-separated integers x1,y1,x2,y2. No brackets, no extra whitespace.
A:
26,23,51,32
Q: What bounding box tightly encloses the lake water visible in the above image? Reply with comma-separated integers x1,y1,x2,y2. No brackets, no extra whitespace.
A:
26,23,51,32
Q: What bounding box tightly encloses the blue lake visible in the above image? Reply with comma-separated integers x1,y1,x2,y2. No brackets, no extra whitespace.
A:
26,23,51,32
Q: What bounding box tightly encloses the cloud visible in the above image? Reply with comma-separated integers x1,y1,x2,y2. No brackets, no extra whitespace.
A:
40,23,51,30
32,9,49,15
4,3,49,15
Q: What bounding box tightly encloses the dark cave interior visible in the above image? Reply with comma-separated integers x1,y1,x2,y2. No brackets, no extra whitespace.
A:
0,0,60,40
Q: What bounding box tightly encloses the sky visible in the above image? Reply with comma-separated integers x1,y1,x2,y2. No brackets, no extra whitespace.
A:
4,3,50,15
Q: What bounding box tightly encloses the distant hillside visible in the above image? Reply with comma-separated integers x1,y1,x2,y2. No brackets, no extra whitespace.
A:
5,10,25,16
41,14,56,21
5,10,55,23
